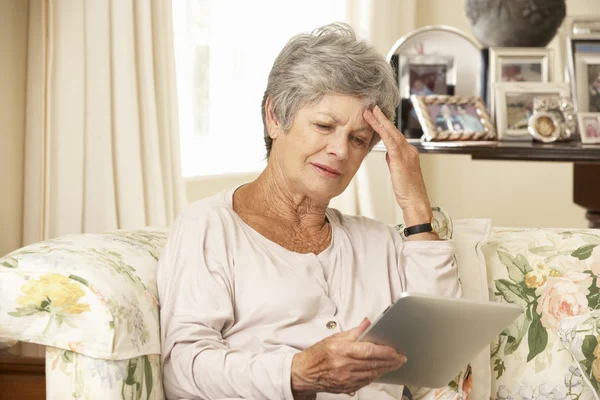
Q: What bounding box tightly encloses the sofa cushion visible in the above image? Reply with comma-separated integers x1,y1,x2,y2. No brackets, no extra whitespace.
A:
455,218,493,399
482,228,600,399
557,310,600,398
0,228,169,360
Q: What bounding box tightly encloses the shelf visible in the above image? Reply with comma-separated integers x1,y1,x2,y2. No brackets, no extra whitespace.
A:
373,140,600,163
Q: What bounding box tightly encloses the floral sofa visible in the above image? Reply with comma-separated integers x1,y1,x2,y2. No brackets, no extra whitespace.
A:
0,219,599,399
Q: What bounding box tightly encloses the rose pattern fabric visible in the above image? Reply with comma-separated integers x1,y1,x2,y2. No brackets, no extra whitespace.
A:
557,310,600,398
45,347,164,400
482,228,600,399
0,228,169,359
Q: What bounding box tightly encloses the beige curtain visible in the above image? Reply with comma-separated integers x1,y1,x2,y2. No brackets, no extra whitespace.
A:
20,0,186,357
330,0,417,226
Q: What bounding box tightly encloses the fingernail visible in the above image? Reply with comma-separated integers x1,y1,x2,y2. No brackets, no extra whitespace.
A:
374,105,381,113
399,355,407,364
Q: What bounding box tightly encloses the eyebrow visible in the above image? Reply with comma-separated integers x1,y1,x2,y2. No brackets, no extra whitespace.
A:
315,112,372,132
353,126,374,134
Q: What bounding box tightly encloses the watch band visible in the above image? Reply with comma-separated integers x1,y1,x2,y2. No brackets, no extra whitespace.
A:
403,222,434,237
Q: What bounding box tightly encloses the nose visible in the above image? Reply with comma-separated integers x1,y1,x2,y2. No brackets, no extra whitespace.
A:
326,131,349,160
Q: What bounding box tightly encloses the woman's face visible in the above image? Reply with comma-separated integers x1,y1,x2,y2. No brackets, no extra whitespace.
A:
441,105,451,118
268,94,374,202
594,74,600,90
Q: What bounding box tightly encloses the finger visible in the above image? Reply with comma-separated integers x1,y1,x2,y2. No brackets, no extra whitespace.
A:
344,342,405,361
342,318,371,341
354,361,406,385
369,363,405,379
327,377,372,394
363,109,399,152
351,356,407,373
373,105,409,146
364,106,409,153
332,365,401,393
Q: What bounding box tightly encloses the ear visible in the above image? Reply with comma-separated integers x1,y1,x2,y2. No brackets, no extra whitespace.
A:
265,96,283,139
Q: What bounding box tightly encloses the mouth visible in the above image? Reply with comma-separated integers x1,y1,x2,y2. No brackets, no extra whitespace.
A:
311,163,342,178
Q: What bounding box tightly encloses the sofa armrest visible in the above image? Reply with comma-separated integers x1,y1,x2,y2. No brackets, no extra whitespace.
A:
0,228,169,360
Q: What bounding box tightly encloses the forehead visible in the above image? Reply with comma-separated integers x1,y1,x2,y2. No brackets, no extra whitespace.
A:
303,94,368,117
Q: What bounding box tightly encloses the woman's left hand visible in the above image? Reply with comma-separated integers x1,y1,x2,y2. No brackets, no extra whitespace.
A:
363,106,432,226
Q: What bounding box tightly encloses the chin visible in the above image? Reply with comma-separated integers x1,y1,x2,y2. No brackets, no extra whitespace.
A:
305,183,346,202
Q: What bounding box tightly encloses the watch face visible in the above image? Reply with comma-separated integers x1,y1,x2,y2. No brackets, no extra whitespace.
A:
394,207,453,240
431,206,452,239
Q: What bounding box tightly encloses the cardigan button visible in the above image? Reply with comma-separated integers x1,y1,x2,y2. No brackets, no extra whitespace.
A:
326,320,337,330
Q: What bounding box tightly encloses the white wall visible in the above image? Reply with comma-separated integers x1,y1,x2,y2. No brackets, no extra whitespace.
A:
0,0,29,256
414,0,593,228
185,172,259,203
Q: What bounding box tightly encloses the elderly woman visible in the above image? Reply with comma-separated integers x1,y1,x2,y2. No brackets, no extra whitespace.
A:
157,23,461,400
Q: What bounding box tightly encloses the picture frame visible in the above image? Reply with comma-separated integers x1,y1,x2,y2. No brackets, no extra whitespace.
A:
577,112,600,144
567,18,600,37
487,47,553,122
528,112,562,143
564,28,600,112
411,95,495,141
575,53,600,113
532,96,577,140
397,54,456,138
494,82,570,141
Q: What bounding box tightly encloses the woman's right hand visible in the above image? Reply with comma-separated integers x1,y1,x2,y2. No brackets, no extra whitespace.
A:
290,318,407,397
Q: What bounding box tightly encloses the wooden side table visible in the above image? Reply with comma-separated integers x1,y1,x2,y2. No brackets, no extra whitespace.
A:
374,140,600,228
0,356,45,400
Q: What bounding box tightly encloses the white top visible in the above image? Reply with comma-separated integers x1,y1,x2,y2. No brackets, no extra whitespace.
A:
157,187,461,400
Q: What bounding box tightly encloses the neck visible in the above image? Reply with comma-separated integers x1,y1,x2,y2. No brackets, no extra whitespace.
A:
239,162,329,232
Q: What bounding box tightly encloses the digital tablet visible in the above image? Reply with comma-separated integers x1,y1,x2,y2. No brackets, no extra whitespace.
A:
358,292,522,388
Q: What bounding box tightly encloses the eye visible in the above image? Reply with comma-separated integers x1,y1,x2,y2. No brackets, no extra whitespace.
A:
315,123,333,131
351,136,367,147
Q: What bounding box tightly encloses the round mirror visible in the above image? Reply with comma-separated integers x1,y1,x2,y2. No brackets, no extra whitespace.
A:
383,25,483,140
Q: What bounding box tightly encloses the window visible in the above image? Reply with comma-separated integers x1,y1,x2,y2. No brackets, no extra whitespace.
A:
172,0,348,177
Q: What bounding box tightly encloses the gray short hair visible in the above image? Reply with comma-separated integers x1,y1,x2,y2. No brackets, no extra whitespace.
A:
261,22,400,158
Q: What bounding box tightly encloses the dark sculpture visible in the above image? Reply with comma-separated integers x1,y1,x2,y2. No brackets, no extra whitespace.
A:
466,0,567,47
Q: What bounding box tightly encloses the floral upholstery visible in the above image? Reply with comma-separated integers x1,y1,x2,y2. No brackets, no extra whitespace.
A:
45,347,164,400
0,228,169,360
557,310,600,398
482,228,600,399
404,366,472,399
2,221,598,398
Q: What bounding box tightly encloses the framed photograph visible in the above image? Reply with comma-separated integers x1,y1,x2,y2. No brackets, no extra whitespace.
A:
575,54,600,112
494,82,570,141
397,54,455,137
577,113,600,144
528,112,562,143
532,96,577,140
411,95,495,141
565,36,600,112
567,18,600,37
487,48,553,122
